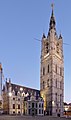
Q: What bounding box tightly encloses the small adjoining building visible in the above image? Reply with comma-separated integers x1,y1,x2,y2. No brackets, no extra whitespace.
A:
24,93,44,116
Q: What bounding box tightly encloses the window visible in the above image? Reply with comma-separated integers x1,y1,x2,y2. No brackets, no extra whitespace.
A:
36,103,37,108
13,104,15,109
15,91,17,96
56,64,57,73
39,103,41,108
56,109,57,112
29,109,30,114
56,43,59,54
56,79,57,88
32,103,34,108
59,109,61,112
48,65,49,73
13,111,15,114
60,67,62,76
43,67,45,75
60,94,62,106
18,111,20,114
55,93,57,103
36,109,37,115
46,42,49,53
43,81,45,89
13,98,15,100
60,81,62,89
47,79,49,87
42,110,43,114
42,103,43,108
18,104,20,109
39,109,41,114
18,98,20,101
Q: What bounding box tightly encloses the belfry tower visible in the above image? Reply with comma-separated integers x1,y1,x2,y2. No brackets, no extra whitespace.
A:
40,5,64,116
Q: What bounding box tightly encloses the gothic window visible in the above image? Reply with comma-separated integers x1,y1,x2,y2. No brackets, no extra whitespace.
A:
60,94,62,106
60,81,62,89
47,79,49,87
40,83,42,89
46,42,49,53
55,93,57,103
60,67,62,76
56,43,59,54
48,64,49,73
43,81,45,89
55,64,57,73
56,79,57,88
43,67,45,75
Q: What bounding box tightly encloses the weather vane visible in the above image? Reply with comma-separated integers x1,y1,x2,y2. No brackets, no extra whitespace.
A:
51,3,54,10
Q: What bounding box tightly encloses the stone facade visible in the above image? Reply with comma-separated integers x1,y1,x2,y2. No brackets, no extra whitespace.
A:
24,94,44,116
40,7,64,116
3,79,41,115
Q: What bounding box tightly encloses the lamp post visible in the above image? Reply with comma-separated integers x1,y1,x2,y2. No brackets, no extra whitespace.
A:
8,92,12,114
65,106,69,117
52,101,55,106
20,87,23,115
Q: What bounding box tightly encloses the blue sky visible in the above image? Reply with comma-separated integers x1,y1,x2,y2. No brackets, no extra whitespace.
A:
0,0,71,103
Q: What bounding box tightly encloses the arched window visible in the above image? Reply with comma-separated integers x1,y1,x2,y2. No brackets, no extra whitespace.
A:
43,81,45,89
60,94,62,106
60,67,62,76
46,42,49,53
43,67,45,75
47,79,49,87
56,79,57,88
55,93,57,103
48,64,49,73
56,42,59,54
56,64,57,73
60,81,62,89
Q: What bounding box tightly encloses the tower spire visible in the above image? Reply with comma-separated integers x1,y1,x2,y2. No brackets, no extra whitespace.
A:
51,3,54,11
49,3,56,30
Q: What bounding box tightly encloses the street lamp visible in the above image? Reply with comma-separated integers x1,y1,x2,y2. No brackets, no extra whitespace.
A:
65,106,69,117
8,92,12,114
20,87,23,115
52,101,55,106
9,92,12,97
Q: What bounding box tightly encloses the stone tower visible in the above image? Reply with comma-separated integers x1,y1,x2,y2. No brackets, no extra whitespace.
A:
40,5,64,116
